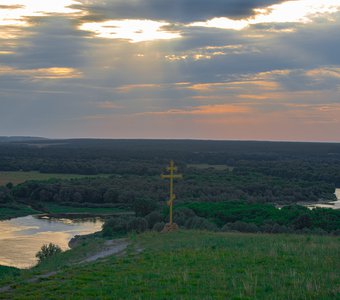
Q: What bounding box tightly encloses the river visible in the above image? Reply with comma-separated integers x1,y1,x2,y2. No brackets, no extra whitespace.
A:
0,215,103,269
306,188,340,209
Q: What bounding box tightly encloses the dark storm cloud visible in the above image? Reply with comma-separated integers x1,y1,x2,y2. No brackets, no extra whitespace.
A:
76,0,286,23
1,16,89,69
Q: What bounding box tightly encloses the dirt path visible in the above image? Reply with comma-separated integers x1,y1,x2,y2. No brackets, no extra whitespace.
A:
80,238,129,263
0,238,131,294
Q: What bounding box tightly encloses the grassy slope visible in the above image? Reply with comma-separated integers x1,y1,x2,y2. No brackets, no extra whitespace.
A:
0,171,109,186
0,231,339,299
0,266,20,282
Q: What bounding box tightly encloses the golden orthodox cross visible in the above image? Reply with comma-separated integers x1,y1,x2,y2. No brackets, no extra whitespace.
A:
161,160,182,225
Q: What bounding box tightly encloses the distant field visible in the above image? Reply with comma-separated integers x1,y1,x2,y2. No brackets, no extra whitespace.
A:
187,163,233,171
0,171,109,186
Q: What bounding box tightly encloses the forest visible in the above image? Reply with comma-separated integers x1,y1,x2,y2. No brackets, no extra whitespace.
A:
0,139,339,234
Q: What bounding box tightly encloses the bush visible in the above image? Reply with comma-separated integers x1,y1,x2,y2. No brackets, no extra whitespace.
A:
260,223,291,234
311,227,327,235
173,208,196,226
225,221,259,233
185,217,218,231
127,217,148,233
145,211,163,229
102,217,129,237
133,198,159,217
293,214,312,230
152,222,165,232
221,224,231,232
331,229,340,236
35,243,62,262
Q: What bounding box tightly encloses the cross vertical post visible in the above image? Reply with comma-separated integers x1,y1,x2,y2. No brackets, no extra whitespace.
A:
161,160,182,225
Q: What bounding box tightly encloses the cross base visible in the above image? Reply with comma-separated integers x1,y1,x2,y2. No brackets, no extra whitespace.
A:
161,222,179,233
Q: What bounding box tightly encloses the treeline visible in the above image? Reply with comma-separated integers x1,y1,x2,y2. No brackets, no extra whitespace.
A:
234,160,340,187
3,167,335,208
179,202,340,233
101,202,340,237
1,140,340,183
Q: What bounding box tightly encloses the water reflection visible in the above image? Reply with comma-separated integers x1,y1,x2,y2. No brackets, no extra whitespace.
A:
0,215,103,269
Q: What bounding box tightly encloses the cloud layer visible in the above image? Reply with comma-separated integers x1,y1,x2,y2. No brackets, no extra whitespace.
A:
0,0,339,141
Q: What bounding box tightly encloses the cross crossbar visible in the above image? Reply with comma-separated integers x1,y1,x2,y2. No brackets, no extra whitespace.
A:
161,160,182,225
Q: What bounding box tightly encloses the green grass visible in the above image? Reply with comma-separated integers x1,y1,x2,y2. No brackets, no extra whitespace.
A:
0,171,110,186
0,234,108,287
43,203,127,215
0,231,339,299
0,266,20,282
0,204,40,220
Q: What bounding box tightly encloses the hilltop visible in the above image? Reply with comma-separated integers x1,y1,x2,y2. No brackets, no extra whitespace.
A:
0,230,339,299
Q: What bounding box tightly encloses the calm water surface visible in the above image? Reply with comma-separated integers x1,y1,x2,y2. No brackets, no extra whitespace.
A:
0,215,103,268
306,188,340,209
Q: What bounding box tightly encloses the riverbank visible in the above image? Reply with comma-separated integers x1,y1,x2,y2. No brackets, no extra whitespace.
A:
0,230,339,299
299,188,340,210
0,202,134,221
0,204,40,221
0,215,104,268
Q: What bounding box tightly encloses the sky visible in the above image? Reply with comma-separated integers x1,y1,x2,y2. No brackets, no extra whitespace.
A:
0,0,340,141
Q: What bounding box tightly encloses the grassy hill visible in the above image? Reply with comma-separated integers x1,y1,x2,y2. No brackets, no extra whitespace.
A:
0,231,339,299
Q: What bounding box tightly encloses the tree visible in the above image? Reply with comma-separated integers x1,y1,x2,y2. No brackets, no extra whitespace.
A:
145,211,163,229
35,243,62,262
6,182,13,190
103,188,119,203
127,217,148,233
293,214,312,230
102,217,129,236
133,198,158,217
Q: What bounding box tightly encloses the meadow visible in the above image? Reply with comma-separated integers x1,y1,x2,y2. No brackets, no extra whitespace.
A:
0,230,339,299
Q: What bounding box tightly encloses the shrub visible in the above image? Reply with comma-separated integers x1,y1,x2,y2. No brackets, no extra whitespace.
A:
260,223,291,234
35,243,62,262
6,182,13,190
311,227,327,235
270,224,290,234
133,198,159,217
127,217,148,233
152,222,165,232
145,211,163,229
331,229,340,236
173,208,196,226
221,224,231,232
227,221,259,233
102,217,129,236
293,214,312,230
185,217,218,231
